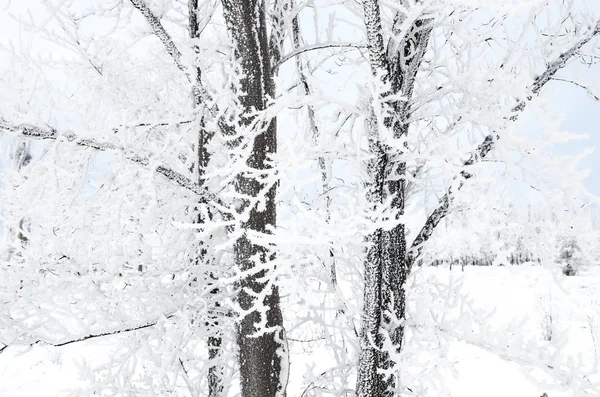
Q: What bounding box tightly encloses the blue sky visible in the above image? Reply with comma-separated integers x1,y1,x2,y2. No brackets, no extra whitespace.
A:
528,60,600,196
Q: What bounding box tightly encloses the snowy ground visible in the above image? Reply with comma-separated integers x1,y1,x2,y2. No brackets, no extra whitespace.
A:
418,265,600,397
2,265,599,396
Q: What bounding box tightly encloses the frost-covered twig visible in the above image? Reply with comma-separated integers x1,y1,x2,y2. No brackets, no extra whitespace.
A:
551,77,600,101
531,22,600,95
0,120,228,212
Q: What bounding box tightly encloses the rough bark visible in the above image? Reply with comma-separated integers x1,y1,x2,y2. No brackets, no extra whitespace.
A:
356,1,389,393
358,136,387,397
357,1,431,394
221,0,286,396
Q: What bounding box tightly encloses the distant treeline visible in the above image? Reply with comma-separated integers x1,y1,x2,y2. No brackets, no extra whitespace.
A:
421,252,540,268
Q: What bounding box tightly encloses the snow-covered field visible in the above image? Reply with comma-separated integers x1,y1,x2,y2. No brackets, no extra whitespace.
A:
2,264,599,396
418,265,600,397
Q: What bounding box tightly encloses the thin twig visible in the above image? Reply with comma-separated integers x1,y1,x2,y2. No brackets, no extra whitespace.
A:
33,315,175,347
179,357,198,397
551,77,599,101
273,42,367,73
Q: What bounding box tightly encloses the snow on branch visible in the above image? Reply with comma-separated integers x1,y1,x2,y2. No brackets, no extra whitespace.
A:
362,0,390,79
531,22,600,95
128,0,210,103
0,120,226,211
409,20,600,265
129,0,185,71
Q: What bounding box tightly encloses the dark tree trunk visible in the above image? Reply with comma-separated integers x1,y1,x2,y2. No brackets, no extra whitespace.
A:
207,298,224,397
357,3,431,395
221,0,286,396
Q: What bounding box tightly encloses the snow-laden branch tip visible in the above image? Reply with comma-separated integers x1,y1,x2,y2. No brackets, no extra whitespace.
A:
531,21,600,95
0,120,227,212
409,20,600,265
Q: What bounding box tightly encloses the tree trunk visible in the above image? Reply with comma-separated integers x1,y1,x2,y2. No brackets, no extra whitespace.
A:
356,2,431,394
221,0,287,396
357,135,387,397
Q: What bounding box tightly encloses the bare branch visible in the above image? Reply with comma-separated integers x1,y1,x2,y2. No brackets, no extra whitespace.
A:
408,135,496,263
272,42,367,73
130,0,232,143
551,77,600,101
532,22,600,94
188,0,205,104
409,21,600,265
188,0,200,41
509,21,600,117
29,315,175,347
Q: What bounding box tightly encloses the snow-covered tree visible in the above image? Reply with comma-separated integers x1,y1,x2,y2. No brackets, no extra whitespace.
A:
1,0,600,396
1,0,286,395
354,0,600,394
